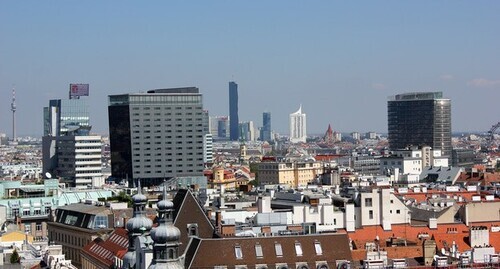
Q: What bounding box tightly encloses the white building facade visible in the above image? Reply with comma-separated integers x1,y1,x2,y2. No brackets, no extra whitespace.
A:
289,105,307,143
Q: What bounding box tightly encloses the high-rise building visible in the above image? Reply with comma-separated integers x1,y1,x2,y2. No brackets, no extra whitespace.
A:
388,92,451,157
43,99,91,136
108,87,206,187
229,81,239,141
42,92,102,188
209,115,229,140
260,112,272,142
239,121,255,142
289,105,307,143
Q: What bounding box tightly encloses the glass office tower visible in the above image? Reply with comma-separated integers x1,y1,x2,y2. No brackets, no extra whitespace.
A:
229,81,239,141
260,112,272,142
43,99,90,136
388,92,451,157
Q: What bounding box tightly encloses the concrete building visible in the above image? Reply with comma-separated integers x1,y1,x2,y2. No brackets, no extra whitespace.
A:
452,148,476,168
0,179,113,243
44,135,103,188
351,132,361,141
48,203,115,268
203,133,213,164
258,161,322,188
388,92,452,158
357,188,411,231
229,81,239,141
43,97,103,188
289,105,307,143
108,87,206,187
239,121,256,141
380,147,449,177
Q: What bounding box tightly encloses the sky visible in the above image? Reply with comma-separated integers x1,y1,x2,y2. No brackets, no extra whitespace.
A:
1,1,499,137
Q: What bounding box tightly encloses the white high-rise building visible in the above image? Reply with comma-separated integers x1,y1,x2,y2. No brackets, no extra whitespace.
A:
289,105,307,143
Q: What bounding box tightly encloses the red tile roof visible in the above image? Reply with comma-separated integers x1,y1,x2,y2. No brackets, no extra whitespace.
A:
82,228,129,267
344,221,500,261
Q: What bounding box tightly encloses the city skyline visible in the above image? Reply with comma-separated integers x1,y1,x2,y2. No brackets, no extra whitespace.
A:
1,2,499,136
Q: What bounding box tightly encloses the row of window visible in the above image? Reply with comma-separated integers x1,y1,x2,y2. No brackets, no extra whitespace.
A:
132,105,203,110
134,169,202,174
234,242,323,259
132,112,203,116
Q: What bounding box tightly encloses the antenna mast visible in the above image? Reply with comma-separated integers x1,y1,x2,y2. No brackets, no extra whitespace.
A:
10,87,17,142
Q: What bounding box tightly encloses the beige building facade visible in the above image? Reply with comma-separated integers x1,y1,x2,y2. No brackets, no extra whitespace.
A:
258,161,323,188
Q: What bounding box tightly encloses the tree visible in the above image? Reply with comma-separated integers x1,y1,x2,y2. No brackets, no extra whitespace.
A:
10,248,20,263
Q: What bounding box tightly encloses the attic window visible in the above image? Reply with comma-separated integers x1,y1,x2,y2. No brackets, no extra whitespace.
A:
235,246,243,259
275,243,283,257
295,243,303,256
255,244,263,258
314,242,323,255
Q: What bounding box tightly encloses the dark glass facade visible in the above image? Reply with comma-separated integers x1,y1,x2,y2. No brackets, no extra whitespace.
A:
229,81,239,141
260,112,272,142
108,105,132,182
388,92,451,157
43,99,90,136
108,88,205,187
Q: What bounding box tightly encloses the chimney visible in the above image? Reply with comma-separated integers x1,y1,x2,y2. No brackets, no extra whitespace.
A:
215,211,222,233
206,208,212,220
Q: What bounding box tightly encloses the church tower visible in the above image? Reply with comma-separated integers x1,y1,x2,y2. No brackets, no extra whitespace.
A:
148,182,183,269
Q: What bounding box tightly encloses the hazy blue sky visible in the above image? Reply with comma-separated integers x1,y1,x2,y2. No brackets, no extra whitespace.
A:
1,1,499,137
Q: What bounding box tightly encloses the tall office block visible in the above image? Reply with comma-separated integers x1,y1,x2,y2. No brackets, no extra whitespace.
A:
290,105,307,143
229,81,239,141
43,99,91,136
239,121,255,142
42,95,102,188
260,112,272,142
217,117,229,139
108,87,205,187
388,92,451,157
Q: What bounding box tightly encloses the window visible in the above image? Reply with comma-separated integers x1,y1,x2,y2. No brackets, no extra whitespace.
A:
187,224,198,236
25,224,31,233
396,210,401,214
36,223,42,231
369,210,373,219
234,246,243,259
295,243,303,256
275,243,283,257
365,198,372,207
255,244,263,258
314,242,323,255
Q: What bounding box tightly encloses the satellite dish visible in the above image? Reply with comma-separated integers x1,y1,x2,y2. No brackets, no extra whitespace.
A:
45,172,52,179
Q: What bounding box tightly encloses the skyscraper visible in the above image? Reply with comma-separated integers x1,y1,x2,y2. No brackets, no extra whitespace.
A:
43,99,91,136
229,81,239,141
108,87,206,187
42,90,102,188
260,112,272,142
289,105,307,143
388,92,451,157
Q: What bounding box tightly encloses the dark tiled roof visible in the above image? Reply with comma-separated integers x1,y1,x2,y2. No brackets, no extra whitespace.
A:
185,233,352,268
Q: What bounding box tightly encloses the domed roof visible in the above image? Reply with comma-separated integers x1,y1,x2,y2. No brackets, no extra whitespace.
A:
150,224,181,244
132,179,148,204
132,192,148,204
157,199,174,211
126,215,153,233
123,251,136,268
